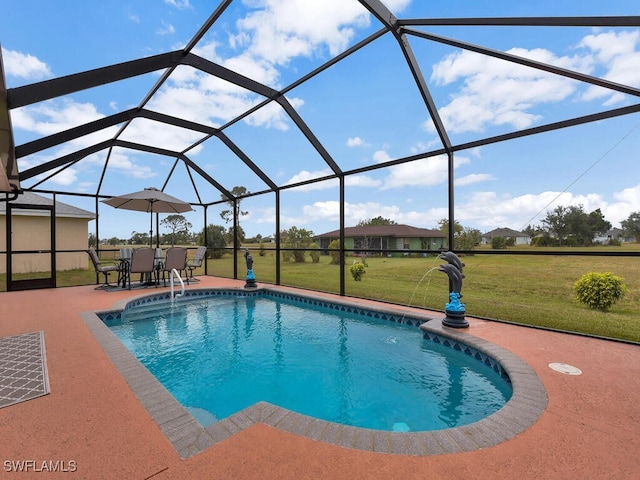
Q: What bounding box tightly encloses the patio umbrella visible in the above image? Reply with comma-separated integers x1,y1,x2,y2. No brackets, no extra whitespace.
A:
101,187,192,247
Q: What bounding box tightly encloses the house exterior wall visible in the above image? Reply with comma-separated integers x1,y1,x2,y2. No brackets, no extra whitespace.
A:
415,237,448,251
318,235,447,255
481,234,531,245
0,215,90,274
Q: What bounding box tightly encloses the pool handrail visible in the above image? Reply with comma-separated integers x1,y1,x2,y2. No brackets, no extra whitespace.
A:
169,268,185,299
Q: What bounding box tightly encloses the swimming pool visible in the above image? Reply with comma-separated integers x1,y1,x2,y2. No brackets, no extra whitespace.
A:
86,287,547,458
102,290,512,432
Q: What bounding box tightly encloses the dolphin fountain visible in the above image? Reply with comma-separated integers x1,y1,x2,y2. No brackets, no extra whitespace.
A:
438,251,468,328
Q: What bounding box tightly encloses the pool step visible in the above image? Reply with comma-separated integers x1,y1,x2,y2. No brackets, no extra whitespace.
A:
121,301,180,322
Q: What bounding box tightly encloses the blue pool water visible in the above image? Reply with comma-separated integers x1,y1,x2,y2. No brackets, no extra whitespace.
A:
104,292,512,432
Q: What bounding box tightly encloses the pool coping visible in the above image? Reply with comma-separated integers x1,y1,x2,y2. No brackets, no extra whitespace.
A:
81,286,547,458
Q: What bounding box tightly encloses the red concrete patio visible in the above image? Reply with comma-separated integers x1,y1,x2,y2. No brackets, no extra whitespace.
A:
1,276,638,479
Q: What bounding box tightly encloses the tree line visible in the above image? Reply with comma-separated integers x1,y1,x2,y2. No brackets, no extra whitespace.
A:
90,189,640,255
525,205,639,247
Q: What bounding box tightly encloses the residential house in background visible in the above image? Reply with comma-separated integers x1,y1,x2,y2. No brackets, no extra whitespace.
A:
594,227,635,244
481,227,531,246
0,192,95,274
313,224,447,256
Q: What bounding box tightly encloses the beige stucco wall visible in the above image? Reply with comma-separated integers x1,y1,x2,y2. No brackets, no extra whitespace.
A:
0,215,90,274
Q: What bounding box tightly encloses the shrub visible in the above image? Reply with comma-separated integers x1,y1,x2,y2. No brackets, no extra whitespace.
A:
350,262,366,281
309,242,320,263
328,239,343,265
292,249,307,263
491,236,507,249
203,224,227,259
574,272,627,311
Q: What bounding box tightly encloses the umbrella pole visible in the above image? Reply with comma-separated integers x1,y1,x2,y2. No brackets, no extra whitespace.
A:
149,204,153,248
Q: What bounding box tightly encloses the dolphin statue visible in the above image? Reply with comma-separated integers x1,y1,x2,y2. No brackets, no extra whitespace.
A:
438,251,464,273
438,263,465,294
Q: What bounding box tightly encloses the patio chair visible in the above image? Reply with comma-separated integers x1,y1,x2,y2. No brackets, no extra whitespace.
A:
126,247,157,289
162,247,188,286
186,246,207,280
87,247,124,289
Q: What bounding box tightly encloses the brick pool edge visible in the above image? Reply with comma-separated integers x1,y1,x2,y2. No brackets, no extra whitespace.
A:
81,287,547,458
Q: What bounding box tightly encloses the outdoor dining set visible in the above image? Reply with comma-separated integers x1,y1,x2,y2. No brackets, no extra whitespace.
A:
88,246,207,290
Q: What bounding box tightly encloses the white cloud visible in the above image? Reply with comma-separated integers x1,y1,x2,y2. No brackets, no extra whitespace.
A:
428,47,589,134
285,199,445,230
235,185,640,236
101,150,157,179
77,181,95,193
164,0,190,9
579,30,640,104
284,169,380,191
235,0,370,64
608,183,640,224
425,29,640,134
245,98,301,131
11,98,164,183
157,21,176,36
298,200,405,227
11,99,105,135
154,61,302,131
285,169,336,187
346,175,382,188
410,140,441,153
372,149,392,163
151,85,245,126
346,136,369,147
222,53,281,86
103,1,406,142
453,188,637,231
380,154,470,190
382,0,412,12
119,118,205,152
1,48,52,80
284,150,480,192
38,166,79,186
455,173,495,186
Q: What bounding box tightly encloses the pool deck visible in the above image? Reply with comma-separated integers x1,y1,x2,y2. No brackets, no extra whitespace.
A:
0,276,638,479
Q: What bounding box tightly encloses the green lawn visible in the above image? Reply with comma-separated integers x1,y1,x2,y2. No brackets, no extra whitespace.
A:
2,245,638,343
213,247,640,343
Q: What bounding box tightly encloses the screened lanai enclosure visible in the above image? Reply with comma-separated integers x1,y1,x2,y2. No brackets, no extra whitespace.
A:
1,1,639,302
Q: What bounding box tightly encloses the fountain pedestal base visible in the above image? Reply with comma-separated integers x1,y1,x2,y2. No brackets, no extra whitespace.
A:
442,292,468,328
442,309,469,328
244,269,257,289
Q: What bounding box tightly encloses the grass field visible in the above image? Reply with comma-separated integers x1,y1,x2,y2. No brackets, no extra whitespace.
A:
214,246,640,343
1,245,638,343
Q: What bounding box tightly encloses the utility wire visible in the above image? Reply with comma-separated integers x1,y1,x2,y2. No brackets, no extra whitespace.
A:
519,121,640,231
460,120,640,274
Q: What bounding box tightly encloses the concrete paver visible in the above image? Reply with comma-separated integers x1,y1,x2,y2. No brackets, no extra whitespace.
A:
0,277,638,479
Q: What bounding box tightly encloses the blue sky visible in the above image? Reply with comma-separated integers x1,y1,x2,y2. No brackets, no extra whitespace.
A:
1,0,639,240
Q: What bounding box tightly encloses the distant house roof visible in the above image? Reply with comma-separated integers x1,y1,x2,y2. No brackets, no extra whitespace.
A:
482,227,529,238
0,192,96,219
314,224,446,239
604,227,624,236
